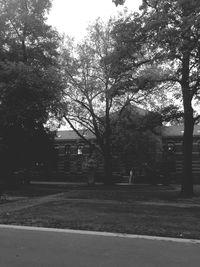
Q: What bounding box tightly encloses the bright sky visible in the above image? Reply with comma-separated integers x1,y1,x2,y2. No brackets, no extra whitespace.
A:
47,0,142,130
48,0,142,40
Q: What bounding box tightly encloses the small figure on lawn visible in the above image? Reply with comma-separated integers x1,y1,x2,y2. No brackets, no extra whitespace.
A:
129,167,135,184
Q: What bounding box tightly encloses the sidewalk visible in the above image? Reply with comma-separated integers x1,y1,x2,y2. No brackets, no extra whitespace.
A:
0,225,200,267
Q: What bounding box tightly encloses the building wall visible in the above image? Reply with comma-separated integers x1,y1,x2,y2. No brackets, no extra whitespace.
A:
162,136,200,179
54,130,200,182
54,139,104,176
55,140,89,173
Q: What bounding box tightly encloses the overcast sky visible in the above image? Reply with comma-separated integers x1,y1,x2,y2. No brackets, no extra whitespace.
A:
48,0,142,40
47,0,142,130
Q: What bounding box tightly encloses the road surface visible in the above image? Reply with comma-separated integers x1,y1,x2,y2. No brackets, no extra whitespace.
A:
0,225,200,267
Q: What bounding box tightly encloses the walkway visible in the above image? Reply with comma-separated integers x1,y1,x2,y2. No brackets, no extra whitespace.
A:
0,193,65,214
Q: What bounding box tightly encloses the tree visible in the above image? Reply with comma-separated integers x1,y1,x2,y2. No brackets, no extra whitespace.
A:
111,0,200,196
62,19,147,184
111,105,162,175
112,0,126,6
0,0,64,178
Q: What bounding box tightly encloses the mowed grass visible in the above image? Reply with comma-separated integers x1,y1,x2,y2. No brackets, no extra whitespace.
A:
1,184,200,239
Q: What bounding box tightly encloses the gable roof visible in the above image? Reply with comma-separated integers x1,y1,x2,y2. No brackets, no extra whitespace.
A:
55,130,95,141
120,104,148,116
161,124,200,137
56,124,200,141
56,105,150,141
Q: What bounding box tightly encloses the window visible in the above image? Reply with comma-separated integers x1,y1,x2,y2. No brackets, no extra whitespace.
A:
197,141,200,154
77,145,83,155
163,141,175,153
167,142,175,152
65,144,71,155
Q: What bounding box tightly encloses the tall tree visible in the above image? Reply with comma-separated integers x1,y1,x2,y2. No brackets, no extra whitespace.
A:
62,19,145,184
111,0,200,196
111,106,161,175
0,0,63,175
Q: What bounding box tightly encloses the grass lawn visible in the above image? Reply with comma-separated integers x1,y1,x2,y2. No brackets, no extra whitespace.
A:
1,183,200,239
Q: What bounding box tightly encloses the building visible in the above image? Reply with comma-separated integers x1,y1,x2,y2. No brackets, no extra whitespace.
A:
55,130,96,174
159,124,200,180
54,124,200,182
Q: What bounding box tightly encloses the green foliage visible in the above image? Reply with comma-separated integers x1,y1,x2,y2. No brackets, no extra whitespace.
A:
62,19,120,146
110,0,200,103
109,0,200,122
0,0,60,65
0,61,62,130
0,0,63,173
160,105,184,124
62,19,151,181
112,0,125,6
111,106,161,172
110,0,200,194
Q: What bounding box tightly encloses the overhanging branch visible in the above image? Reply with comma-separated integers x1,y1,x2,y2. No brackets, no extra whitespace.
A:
63,115,101,153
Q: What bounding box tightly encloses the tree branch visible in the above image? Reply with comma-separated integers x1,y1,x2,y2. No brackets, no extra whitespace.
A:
63,115,101,153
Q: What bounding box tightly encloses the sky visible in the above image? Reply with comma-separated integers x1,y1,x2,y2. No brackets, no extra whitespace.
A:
47,0,142,41
47,0,142,130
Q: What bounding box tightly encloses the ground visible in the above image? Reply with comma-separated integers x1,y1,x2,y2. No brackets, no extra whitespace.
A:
1,183,200,239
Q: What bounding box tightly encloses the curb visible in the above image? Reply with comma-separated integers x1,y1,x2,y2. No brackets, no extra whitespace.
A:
0,224,200,244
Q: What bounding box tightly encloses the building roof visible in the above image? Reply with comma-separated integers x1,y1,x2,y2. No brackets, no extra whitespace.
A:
161,124,200,137
56,124,200,141
56,105,149,141
55,130,95,141
122,104,148,116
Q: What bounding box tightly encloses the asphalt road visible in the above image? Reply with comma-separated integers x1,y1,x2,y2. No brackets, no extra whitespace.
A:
0,225,200,267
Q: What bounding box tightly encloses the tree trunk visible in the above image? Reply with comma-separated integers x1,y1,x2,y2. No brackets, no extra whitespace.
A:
180,6,195,197
103,84,113,185
181,54,194,196
181,108,194,197
22,39,27,63
103,148,113,185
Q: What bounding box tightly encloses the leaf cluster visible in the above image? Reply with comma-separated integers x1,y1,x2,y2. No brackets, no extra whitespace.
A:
0,0,64,171
109,0,200,123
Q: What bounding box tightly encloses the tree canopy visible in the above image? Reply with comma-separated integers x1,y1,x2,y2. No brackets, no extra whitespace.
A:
61,19,120,183
110,0,200,196
61,18,164,183
0,0,64,175
111,105,161,175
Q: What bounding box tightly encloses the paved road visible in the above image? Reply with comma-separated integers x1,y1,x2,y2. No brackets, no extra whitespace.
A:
0,225,200,267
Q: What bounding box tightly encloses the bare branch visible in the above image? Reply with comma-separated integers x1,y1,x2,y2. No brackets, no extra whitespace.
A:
191,78,200,96
63,115,101,153
65,116,95,134
194,114,200,123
